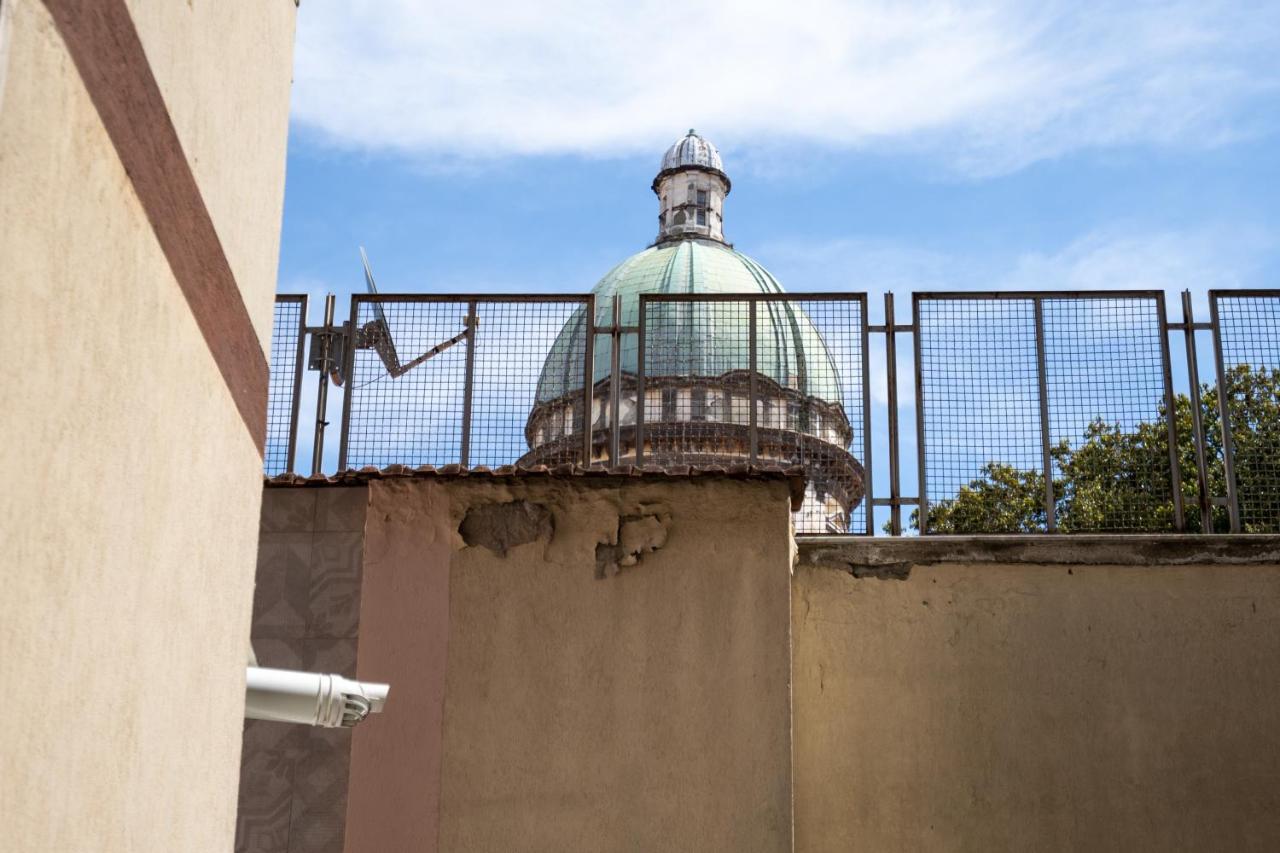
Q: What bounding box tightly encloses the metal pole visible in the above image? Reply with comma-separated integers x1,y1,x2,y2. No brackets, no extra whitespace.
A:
1033,298,1056,532
581,298,596,467
609,296,622,466
286,296,308,474
886,293,902,535
1181,290,1213,532
748,300,759,462
861,297,873,536
335,297,357,473
1209,295,1242,532
912,295,927,536
1157,293,1184,531
459,300,477,468
635,296,646,466
311,294,336,476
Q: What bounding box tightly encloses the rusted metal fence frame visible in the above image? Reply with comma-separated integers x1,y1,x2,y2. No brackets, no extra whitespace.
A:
336,293,595,472
634,291,873,535
912,290,1182,535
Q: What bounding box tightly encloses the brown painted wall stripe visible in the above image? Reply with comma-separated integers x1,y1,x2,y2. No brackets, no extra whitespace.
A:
42,0,269,456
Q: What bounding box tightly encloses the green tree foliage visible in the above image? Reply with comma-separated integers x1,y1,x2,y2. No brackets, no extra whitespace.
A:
900,365,1280,534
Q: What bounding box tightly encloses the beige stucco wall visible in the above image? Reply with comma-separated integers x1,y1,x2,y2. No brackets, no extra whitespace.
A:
346,475,798,853
793,560,1280,852
0,1,295,850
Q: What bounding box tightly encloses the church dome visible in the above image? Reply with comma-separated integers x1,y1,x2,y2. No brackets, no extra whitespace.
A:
535,239,843,405
659,130,726,179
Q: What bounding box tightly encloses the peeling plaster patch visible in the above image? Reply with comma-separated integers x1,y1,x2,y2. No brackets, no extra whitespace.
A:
804,547,912,580
596,508,670,578
850,562,912,580
458,500,553,557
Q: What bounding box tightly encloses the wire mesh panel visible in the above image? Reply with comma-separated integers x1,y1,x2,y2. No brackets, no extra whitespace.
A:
473,299,591,468
1212,291,1280,532
638,294,869,534
265,295,306,476
340,296,591,470
915,296,1045,533
915,292,1178,534
1042,294,1177,531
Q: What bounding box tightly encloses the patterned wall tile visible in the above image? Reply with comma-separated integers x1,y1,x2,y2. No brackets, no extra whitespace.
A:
315,487,367,533
287,728,353,853
260,490,317,534
241,489,366,853
308,531,364,640
253,533,313,640
235,731,299,853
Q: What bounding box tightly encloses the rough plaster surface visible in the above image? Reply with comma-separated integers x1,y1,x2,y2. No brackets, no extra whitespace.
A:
125,0,296,346
792,561,1280,852
0,2,295,850
351,477,797,853
345,481,456,853
459,499,554,557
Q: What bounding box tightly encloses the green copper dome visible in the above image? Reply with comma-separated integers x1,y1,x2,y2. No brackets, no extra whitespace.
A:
535,239,844,405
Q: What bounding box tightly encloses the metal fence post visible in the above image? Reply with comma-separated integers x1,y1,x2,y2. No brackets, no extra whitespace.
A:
582,297,596,467
1181,291,1213,532
459,300,477,467
635,297,646,466
748,299,759,462
335,296,357,472
1156,292,1184,531
1033,298,1056,532
1209,295,1243,532
284,295,308,474
311,293,336,476
860,296,873,536
887,293,904,536
609,296,622,466
912,294,930,536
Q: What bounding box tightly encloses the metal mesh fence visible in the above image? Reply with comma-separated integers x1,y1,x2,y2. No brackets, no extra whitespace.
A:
638,294,869,534
916,296,1044,532
261,287,1280,536
265,296,306,476
340,296,591,470
1212,291,1280,532
1042,295,1177,531
915,293,1177,534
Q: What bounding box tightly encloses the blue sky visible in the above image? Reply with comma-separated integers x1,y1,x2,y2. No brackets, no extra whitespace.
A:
276,1,1279,528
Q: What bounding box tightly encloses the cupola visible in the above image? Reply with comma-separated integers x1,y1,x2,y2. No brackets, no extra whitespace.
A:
653,130,730,245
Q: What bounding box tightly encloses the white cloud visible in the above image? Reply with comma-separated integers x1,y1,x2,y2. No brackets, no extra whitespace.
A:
1002,227,1278,296
291,0,1278,175
756,225,1278,302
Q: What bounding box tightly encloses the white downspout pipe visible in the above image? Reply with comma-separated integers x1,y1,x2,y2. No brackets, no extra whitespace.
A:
245,666,390,728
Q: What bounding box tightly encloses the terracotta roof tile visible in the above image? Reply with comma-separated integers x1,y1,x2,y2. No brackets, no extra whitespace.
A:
266,464,807,511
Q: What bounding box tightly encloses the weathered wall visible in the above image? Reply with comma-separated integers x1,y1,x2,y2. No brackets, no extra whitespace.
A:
0,1,295,850
792,552,1280,852
237,488,368,853
347,475,798,853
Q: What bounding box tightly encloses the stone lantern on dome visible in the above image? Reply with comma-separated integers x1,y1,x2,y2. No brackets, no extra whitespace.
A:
519,131,864,532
